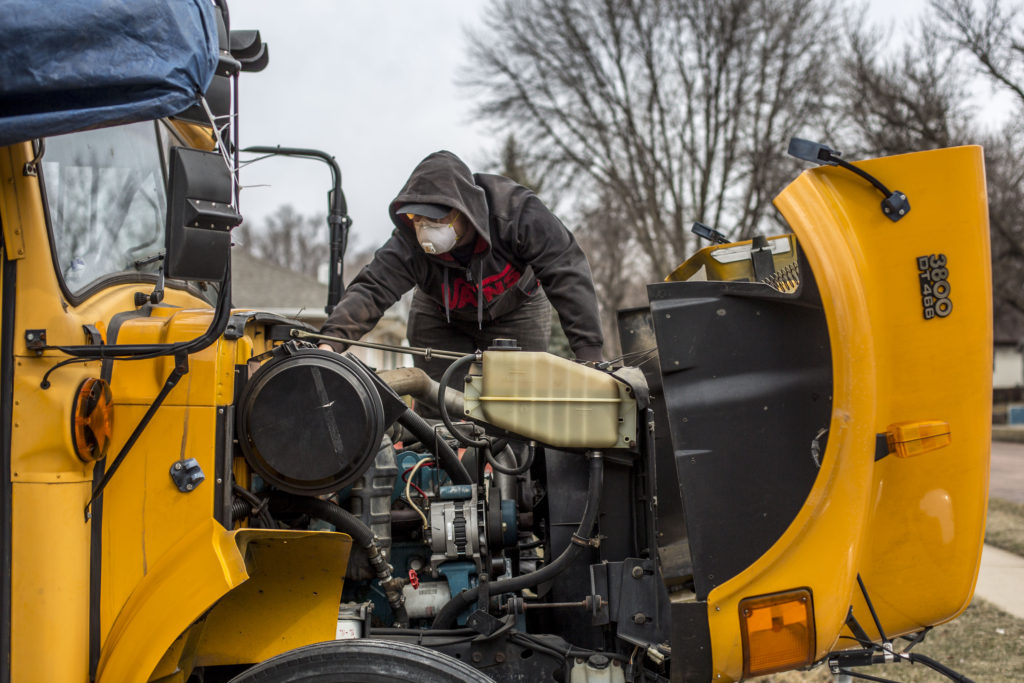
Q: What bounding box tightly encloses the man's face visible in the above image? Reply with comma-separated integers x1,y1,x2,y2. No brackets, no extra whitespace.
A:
411,209,473,247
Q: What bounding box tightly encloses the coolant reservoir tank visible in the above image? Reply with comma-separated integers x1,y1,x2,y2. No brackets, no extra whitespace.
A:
463,350,637,449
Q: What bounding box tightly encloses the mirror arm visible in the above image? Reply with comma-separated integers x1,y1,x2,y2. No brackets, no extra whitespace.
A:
241,146,352,313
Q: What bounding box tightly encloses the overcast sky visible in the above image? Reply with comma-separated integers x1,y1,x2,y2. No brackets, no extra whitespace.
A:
230,1,495,249
229,0,952,250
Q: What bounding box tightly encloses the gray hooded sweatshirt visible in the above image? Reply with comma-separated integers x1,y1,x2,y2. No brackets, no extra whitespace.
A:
320,150,604,360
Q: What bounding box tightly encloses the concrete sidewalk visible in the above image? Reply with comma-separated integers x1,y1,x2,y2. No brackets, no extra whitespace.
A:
975,543,1024,619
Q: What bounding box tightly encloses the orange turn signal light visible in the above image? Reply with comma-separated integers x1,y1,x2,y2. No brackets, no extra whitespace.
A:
72,378,113,463
884,420,951,458
740,588,815,678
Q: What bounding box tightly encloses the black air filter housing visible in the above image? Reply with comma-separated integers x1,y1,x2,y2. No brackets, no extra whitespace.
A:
237,347,386,495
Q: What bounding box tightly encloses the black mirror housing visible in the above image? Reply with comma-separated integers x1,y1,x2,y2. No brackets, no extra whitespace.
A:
787,137,840,166
165,147,240,281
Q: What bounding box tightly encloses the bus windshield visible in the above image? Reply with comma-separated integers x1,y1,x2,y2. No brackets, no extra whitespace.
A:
42,121,169,299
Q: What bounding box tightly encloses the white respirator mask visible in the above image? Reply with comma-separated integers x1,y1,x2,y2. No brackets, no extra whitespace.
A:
415,213,460,254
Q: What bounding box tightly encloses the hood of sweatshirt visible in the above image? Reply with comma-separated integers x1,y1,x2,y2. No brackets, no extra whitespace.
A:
388,150,491,249
389,150,494,326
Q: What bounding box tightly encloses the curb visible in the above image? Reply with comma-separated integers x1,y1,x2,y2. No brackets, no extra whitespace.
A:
976,544,1024,621
992,426,1024,444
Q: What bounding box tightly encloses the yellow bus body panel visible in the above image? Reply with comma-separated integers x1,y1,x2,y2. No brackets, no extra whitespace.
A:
96,523,350,683
703,146,991,680
10,482,93,683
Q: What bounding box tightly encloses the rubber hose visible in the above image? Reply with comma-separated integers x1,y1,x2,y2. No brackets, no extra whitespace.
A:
438,354,489,448
397,408,473,485
908,654,974,682
232,484,274,529
292,496,408,623
292,496,375,547
431,452,604,629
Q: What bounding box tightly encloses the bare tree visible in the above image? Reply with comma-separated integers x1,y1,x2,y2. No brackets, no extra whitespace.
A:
574,201,648,358
983,124,1024,334
490,133,546,194
835,20,974,156
462,0,840,276
235,204,327,278
931,0,1024,337
931,0,1024,106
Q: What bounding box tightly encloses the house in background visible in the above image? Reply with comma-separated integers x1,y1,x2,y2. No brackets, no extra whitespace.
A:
993,316,1024,424
231,251,411,371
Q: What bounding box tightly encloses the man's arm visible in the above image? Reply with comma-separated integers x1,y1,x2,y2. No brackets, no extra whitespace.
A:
319,231,420,352
513,196,604,360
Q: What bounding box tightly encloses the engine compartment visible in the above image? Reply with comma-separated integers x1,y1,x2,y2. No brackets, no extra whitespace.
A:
229,339,670,681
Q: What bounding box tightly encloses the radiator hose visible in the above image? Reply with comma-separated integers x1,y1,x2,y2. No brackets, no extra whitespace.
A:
290,495,409,625
396,408,473,485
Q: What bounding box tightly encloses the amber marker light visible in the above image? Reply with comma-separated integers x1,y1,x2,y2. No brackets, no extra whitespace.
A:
72,378,114,462
884,420,951,458
739,588,815,678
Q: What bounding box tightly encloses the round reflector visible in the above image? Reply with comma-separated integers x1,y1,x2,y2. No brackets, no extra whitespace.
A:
72,378,114,463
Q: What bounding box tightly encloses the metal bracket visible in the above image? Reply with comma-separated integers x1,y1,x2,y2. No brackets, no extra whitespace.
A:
170,458,205,493
82,324,104,346
25,329,46,352
466,609,505,637
23,139,44,176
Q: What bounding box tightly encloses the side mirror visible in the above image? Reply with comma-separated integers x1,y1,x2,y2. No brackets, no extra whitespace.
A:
165,147,241,281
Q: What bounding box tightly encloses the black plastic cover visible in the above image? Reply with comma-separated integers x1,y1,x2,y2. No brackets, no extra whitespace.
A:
164,147,239,281
649,258,831,599
237,348,385,495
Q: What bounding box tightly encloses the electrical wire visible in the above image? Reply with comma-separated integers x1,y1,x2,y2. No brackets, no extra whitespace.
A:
508,632,630,664
607,346,658,367
404,457,435,529
835,669,901,683
39,356,94,388
401,465,429,500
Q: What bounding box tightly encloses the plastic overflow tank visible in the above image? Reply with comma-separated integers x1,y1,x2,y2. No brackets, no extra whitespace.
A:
463,351,636,449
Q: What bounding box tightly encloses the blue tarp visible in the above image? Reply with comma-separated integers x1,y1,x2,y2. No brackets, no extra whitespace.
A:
0,0,218,147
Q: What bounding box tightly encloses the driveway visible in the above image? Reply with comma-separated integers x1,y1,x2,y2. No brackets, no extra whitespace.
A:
991,440,1024,504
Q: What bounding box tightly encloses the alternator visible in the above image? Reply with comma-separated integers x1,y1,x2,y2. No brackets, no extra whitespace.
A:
427,486,483,574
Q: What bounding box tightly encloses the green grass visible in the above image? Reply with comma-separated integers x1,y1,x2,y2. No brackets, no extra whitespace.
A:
755,497,1024,682
985,497,1024,557
760,599,1024,682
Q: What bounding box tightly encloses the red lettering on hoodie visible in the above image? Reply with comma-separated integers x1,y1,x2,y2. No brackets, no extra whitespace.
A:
446,263,524,310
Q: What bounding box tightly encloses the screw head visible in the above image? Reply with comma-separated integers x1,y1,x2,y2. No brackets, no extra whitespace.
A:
173,462,183,471
631,566,644,579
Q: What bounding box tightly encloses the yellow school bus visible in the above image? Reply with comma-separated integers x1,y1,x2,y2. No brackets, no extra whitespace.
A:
0,2,990,682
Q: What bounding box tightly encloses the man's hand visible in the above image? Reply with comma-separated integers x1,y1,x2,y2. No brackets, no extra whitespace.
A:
318,343,335,352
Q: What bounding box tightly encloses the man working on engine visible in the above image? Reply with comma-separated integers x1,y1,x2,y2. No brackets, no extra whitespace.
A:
318,150,604,385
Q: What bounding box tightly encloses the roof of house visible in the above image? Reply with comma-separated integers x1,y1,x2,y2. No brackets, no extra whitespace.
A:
231,250,328,311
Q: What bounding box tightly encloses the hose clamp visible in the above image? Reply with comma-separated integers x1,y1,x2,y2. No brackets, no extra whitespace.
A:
571,533,602,548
